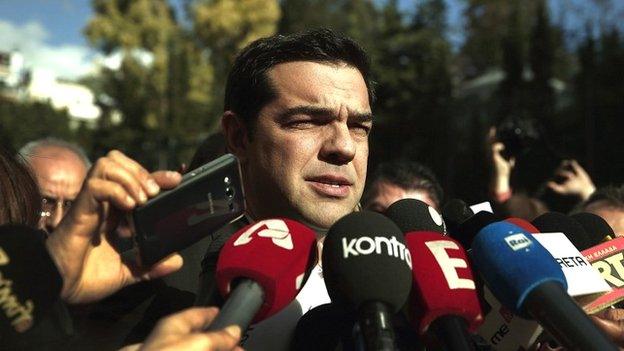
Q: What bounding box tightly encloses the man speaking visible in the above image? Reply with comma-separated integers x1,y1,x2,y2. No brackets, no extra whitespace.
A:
197,28,375,349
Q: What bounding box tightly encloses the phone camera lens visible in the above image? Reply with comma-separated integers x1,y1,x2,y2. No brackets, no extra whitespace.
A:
224,176,231,185
225,187,235,198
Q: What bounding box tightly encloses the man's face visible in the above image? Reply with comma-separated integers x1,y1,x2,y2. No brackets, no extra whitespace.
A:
238,61,372,229
365,180,438,213
29,146,88,233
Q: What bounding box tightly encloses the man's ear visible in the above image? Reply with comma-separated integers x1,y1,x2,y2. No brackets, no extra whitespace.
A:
222,111,250,161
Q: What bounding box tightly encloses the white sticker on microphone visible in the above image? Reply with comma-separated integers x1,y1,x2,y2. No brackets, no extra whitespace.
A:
532,232,611,297
504,233,532,251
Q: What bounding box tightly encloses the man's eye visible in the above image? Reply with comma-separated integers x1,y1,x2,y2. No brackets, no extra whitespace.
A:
350,124,371,135
286,119,317,128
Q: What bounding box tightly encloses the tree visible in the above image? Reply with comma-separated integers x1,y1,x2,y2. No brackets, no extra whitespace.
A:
85,0,214,168
528,0,555,126
278,0,378,53
190,0,280,113
0,96,76,152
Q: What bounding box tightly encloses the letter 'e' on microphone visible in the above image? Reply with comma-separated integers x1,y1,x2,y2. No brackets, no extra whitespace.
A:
404,232,483,351
322,211,413,351
208,218,317,332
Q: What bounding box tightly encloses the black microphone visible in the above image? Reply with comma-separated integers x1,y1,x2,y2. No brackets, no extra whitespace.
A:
442,199,474,238
570,212,615,245
322,211,413,351
385,198,447,234
532,212,593,250
291,303,356,351
0,225,63,337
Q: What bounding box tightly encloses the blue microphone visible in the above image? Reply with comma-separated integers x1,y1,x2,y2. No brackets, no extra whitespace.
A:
471,221,617,351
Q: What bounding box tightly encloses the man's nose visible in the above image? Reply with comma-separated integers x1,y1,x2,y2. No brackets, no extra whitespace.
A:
319,123,356,165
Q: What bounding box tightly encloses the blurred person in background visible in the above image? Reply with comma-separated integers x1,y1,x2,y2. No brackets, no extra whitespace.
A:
19,138,91,233
0,144,242,350
487,126,596,220
578,185,624,236
362,160,443,212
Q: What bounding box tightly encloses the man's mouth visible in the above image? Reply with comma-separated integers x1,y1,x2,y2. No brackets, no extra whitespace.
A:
306,175,353,198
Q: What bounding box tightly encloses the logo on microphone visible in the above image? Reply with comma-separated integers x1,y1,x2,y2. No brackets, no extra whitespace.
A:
234,219,294,250
342,236,412,268
504,233,532,251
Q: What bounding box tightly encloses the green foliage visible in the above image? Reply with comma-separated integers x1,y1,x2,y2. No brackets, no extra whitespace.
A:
84,0,217,169
0,96,77,152
14,0,613,200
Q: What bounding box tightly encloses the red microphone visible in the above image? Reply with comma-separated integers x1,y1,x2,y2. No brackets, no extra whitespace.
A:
405,231,483,351
505,217,539,233
207,218,317,331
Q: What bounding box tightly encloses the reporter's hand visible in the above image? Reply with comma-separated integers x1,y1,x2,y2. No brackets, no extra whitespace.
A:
591,308,624,349
546,159,596,200
45,150,183,304
138,307,242,351
487,127,515,199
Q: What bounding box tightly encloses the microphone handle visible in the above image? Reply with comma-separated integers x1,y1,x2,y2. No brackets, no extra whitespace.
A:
524,280,618,351
429,315,476,351
205,278,264,332
355,301,396,351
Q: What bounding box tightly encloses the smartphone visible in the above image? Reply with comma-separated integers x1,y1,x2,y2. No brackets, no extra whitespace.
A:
133,154,246,267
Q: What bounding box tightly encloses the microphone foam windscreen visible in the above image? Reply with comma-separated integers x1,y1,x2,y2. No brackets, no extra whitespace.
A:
570,212,615,247
442,199,474,224
449,211,498,249
532,212,592,250
291,303,356,351
405,231,483,334
506,217,540,233
0,225,63,335
216,218,317,321
322,211,413,313
385,199,446,234
471,221,567,317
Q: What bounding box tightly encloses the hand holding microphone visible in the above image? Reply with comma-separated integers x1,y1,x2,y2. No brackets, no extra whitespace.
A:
137,307,243,351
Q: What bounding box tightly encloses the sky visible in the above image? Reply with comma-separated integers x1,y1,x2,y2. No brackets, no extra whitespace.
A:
0,0,619,81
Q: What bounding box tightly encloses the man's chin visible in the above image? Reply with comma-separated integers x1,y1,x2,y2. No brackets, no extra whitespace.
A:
297,204,356,231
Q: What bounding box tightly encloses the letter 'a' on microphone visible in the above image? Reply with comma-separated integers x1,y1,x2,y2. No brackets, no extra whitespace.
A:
471,221,619,351
207,218,317,332
385,198,447,235
322,211,413,351
570,212,615,246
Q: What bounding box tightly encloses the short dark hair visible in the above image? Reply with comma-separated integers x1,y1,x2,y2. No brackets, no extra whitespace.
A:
582,185,624,211
224,28,375,132
0,144,41,226
363,160,444,209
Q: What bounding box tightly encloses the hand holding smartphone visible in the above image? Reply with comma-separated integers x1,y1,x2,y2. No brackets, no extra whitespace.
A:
133,154,246,267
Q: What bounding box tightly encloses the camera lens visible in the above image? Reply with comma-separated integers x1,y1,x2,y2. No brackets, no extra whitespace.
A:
225,187,235,198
